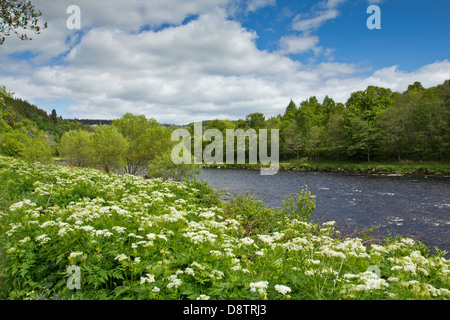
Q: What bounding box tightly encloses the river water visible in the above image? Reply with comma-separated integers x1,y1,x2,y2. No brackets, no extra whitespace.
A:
199,168,450,253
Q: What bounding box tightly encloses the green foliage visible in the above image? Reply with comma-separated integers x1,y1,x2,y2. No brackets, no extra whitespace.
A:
21,132,53,164
59,130,94,167
201,80,448,163
112,113,172,175
91,125,129,173
0,130,27,157
146,151,201,182
0,0,47,45
279,187,316,222
0,156,448,300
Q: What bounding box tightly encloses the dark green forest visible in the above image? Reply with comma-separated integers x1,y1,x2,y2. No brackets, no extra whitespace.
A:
200,80,450,163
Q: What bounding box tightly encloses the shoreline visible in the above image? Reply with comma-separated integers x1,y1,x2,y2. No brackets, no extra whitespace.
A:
202,162,450,176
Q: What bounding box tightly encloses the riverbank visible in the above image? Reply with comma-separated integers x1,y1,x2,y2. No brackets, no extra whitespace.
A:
203,161,450,175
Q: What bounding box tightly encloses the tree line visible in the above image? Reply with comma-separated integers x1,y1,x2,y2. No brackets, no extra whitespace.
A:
217,80,449,163
1,80,449,179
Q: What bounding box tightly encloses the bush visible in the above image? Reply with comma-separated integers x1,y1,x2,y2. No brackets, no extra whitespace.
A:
146,151,201,182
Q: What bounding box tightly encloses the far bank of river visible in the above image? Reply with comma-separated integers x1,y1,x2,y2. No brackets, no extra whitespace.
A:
199,167,450,253
203,161,450,175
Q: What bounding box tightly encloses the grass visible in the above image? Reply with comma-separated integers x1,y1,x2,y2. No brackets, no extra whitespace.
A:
0,156,449,300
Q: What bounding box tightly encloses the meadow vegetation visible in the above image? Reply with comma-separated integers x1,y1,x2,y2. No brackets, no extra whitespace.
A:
0,156,448,300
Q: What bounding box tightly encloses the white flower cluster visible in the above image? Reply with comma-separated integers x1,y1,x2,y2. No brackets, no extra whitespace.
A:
274,284,292,295
249,281,269,298
114,254,129,262
183,229,218,244
140,274,155,285
9,199,36,212
167,274,182,289
343,271,389,292
68,252,84,259
35,234,51,245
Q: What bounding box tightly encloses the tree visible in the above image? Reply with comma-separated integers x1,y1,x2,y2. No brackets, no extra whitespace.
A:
245,113,265,130
377,104,408,161
60,130,94,167
305,126,323,161
22,132,53,164
0,0,47,45
112,113,172,175
282,120,302,161
283,100,297,122
345,115,376,162
345,86,393,162
0,129,28,157
91,125,128,173
50,109,57,124
323,113,346,159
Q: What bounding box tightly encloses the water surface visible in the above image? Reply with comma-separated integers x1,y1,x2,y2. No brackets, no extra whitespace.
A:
200,168,450,252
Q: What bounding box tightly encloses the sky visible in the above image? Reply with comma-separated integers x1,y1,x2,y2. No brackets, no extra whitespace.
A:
0,0,449,124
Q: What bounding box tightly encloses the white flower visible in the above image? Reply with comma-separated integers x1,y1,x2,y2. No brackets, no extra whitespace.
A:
68,252,84,259
151,287,160,293
401,238,415,246
115,254,129,262
249,281,269,297
167,275,182,289
112,226,126,234
6,247,16,254
146,233,156,240
191,261,205,270
196,294,210,300
209,270,224,280
209,250,222,257
240,237,255,246
255,249,265,256
157,234,168,241
35,234,51,244
19,237,31,243
140,274,155,285
231,265,242,271
185,268,195,276
275,284,292,295
9,201,24,211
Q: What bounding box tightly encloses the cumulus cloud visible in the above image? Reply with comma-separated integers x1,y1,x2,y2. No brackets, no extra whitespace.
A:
279,34,320,54
292,0,347,32
0,1,449,124
246,0,277,12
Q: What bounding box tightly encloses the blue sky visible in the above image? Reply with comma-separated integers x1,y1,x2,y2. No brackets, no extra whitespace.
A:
242,0,450,72
0,0,449,124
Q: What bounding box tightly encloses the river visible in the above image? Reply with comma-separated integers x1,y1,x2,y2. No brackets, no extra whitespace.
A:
199,168,450,253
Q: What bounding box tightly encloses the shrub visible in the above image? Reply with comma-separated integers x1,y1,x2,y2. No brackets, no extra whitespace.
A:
0,156,448,300
146,151,201,182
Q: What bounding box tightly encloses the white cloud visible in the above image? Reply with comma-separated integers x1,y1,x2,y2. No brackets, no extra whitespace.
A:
246,0,277,12
287,0,349,55
292,0,348,32
0,1,449,125
279,34,320,54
